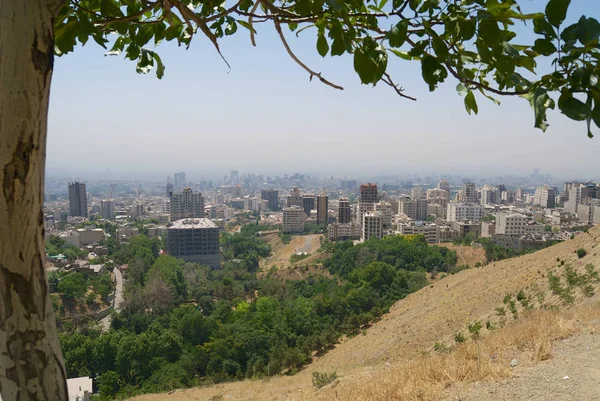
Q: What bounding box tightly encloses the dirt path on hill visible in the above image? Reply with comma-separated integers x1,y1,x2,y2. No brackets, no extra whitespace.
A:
441,320,600,401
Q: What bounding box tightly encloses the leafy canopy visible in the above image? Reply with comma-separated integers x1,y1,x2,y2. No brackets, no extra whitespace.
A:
55,0,599,136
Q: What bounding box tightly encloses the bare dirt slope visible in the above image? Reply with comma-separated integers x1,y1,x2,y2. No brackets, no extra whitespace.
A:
131,227,600,401
260,234,323,270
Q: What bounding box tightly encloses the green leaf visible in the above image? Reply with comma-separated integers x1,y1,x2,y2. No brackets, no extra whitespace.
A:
237,20,257,34
325,0,345,11
517,56,536,73
464,91,478,115
456,83,468,95
409,0,421,12
479,20,501,47
591,101,600,129
225,21,238,36
353,38,388,85
389,49,412,60
387,20,408,48
126,43,140,61
421,55,447,91
527,88,555,131
533,17,557,39
432,37,449,61
495,56,515,75
54,19,79,55
558,91,590,121
502,42,520,58
459,18,476,41
100,0,124,18
152,52,165,79
317,34,329,57
135,50,154,74
105,37,126,56
532,38,557,56
575,16,600,46
545,0,571,28
134,25,154,47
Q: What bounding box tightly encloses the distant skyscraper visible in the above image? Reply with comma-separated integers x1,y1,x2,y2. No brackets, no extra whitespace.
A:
166,176,173,197
287,187,302,207
68,182,88,218
358,183,378,224
230,170,240,185
338,198,351,224
170,188,205,220
411,186,426,200
462,182,477,203
174,172,187,192
108,182,118,199
100,200,115,220
316,193,328,225
302,195,315,216
261,189,279,211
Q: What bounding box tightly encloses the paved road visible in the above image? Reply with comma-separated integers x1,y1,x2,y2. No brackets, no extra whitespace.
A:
100,266,124,331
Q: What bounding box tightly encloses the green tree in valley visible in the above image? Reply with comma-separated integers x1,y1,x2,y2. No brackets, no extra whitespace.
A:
1,0,599,399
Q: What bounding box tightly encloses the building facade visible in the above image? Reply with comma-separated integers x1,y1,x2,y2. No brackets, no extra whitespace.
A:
446,202,485,222
316,193,328,225
170,188,205,221
100,200,115,220
362,211,383,241
69,182,88,218
166,218,221,268
261,189,279,211
399,197,428,221
338,197,351,223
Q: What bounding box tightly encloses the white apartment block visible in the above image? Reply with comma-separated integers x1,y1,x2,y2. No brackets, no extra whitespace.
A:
282,206,305,234
362,211,383,241
327,222,361,241
374,201,393,229
399,197,428,221
447,202,485,222
397,223,439,243
480,185,500,206
496,212,545,236
533,185,556,208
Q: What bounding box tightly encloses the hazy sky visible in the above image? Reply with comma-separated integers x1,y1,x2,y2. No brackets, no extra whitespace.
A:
47,0,600,180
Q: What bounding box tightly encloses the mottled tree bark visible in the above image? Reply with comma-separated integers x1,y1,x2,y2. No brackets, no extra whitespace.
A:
0,1,68,400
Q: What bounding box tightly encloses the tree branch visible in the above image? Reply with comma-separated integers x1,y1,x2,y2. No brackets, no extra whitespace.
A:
248,0,262,46
381,72,417,101
273,17,343,91
444,62,529,96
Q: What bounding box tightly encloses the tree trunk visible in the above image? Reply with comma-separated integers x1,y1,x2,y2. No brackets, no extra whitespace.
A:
0,1,68,400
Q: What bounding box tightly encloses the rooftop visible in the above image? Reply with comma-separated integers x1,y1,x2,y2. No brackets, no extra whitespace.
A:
168,218,218,229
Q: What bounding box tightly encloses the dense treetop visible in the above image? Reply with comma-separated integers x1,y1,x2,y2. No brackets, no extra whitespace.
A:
55,0,599,135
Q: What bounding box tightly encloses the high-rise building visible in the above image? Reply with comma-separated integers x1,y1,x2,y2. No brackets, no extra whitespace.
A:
399,196,428,221
411,186,426,200
374,201,393,229
316,193,328,225
230,170,240,185
462,182,477,203
362,211,383,241
108,182,118,199
167,218,221,268
427,188,449,218
166,176,173,197
261,189,279,211
100,200,115,220
282,206,305,233
174,172,187,192
338,197,351,224
170,188,205,221
68,182,88,218
480,185,500,206
359,183,378,224
533,185,556,208
287,187,302,207
302,195,315,216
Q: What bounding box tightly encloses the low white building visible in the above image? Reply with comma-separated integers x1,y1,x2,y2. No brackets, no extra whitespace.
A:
447,202,485,222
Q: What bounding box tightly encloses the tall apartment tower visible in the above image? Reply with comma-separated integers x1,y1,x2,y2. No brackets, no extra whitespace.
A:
170,188,205,221
230,170,240,185
68,182,88,218
174,172,187,192
411,186,426,200
338,198,351,224
462,182,477,203
108,182,118,199
261,189,279,211
166,176,173,197
534,185,556,208
302,195,315,216
100,200,115,220
362,211,383,241
358,183,378,224
316,193,328,225
287,187,302,207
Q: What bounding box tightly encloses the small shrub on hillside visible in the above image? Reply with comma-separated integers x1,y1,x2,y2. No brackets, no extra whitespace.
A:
454,332,466,343
516,290,533,310
486,321,495,330
468,320,483,340
560,260,565,266
556,257,561,262
495,306,506,317
508,300,518,319
312,371,338,389
433,341,450,353
449,264,469,275
503,294,512,304
585,264,599,283
576,248,587,258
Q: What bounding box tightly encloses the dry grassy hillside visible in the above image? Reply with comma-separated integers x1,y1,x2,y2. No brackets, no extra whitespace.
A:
131,227,600,401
